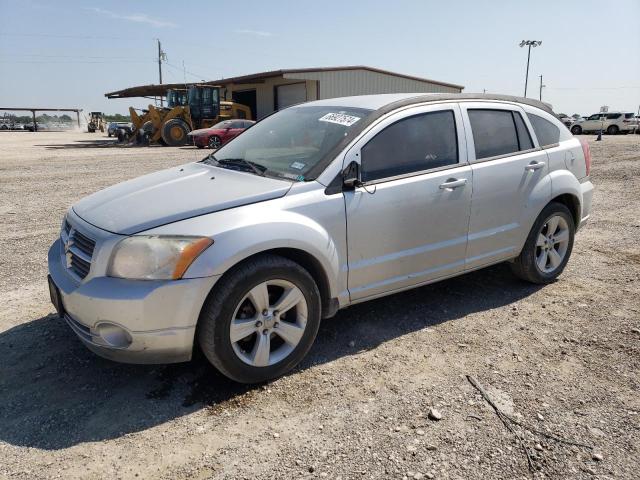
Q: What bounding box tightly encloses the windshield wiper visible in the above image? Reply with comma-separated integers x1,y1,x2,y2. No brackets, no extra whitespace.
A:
203,155,267,177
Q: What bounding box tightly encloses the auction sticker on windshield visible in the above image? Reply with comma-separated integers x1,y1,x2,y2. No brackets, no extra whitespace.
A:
319,112,361,127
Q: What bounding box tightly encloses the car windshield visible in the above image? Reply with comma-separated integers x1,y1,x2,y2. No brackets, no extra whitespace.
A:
203,105,372,181
211,121,233,129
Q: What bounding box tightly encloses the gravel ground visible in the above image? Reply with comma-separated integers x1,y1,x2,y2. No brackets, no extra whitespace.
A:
0,131,638,480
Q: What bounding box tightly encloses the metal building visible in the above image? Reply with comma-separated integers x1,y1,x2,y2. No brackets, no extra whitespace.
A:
215,66,464,119
105,66,463,120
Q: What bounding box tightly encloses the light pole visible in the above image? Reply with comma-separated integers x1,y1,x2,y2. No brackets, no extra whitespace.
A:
519,40,542,97
539,75,546,101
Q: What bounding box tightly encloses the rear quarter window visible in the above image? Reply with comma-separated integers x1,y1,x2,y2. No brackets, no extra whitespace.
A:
606,113,621,120
528,113,561,147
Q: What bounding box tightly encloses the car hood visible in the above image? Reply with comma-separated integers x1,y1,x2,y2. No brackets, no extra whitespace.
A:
188,127,221,137
73,162,292,235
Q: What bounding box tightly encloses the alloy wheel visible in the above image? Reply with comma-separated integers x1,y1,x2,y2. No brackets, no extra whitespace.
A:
535,215,570,274
208,136,221,149
230,279,308,367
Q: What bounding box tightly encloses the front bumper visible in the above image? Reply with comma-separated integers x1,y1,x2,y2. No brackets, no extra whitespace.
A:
48,238,219,364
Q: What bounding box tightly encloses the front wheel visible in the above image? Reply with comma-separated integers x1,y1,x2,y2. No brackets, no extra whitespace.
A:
161,118,190,146
208,135,222,149
197,255,321,383
510,203,575,284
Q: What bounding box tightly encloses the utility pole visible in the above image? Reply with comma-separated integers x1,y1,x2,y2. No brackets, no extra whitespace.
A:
157,39,166,106
519,40,542,97
539,75,545,101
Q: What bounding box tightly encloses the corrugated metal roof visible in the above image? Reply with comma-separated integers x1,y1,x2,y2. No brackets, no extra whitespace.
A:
207,66,464,90
104,66,464,99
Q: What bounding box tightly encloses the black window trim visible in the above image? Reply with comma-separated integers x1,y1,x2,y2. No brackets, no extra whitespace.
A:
467,106,542,164
357,108,464,186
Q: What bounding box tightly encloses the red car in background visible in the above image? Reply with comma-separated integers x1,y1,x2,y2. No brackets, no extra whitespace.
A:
188,119,255,149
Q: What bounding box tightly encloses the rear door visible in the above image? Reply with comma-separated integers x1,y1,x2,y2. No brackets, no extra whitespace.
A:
461,103,551,270
344,103,472,301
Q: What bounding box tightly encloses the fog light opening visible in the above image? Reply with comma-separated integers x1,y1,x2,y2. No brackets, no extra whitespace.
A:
96,323,132,348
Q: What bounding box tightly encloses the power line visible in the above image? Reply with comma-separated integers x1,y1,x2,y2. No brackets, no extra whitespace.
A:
0,32,137,40
0,60,156,64
0,54,154,60
163,61,209,81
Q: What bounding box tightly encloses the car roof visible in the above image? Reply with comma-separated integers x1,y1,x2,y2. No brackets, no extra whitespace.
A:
303,93,555,114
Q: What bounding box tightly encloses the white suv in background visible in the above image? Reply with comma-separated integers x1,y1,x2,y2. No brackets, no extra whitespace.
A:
570,112,638,135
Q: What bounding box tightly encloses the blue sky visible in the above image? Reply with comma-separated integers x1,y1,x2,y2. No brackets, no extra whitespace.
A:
1,0,639,116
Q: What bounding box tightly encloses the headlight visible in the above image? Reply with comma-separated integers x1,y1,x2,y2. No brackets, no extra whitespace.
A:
108,236,213,280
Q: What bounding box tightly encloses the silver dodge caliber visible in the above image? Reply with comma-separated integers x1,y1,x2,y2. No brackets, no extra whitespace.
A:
48,93,594,383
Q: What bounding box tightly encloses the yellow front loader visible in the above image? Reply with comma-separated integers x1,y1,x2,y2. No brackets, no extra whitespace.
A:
128,86,251,146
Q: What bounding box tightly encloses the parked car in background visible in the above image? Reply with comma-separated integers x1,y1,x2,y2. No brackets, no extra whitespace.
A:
48,93,593,383
571,112,637,135
107,122,133,137
188,119,255,149
557,114,573,128
24,123,46,131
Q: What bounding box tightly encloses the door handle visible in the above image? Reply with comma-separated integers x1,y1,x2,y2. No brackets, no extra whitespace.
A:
439,178,467,190
525,161,546,171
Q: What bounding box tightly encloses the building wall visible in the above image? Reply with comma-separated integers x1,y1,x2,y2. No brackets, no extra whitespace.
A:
223,69,461,119
285,69,462,98
224,77,318,119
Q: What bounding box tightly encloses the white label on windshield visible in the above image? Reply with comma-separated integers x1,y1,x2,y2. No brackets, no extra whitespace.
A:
290,161,306,170
319,112,361,127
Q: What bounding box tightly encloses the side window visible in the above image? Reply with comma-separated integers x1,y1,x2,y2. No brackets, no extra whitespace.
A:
528,113,561,147
468,109,519,159
606,113,621,120
360,110,458,182
230,121,243,129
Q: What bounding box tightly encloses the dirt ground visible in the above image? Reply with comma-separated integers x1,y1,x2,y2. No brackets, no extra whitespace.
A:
0,130,638,480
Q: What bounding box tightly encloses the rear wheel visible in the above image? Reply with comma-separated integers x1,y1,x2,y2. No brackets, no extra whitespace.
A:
161,118,190,146
607,125,619,135
197,255,321,383
510,202,575,284
208,135,222,149
570,125,582,135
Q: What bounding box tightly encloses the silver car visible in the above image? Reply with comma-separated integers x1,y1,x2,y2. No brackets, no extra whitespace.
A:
48,93,594,383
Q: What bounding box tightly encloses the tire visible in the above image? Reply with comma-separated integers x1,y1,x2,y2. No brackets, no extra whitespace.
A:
197,254,321,383
161,118,190,146
108,132,112,137
208,135,222,149
196,144,205,149
606,125,619,135
570,125,582,135
510,202,575,284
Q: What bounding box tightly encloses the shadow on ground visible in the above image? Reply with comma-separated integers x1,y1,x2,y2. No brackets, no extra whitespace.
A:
37,139,146,149
38,138,204,150
0,264,542,450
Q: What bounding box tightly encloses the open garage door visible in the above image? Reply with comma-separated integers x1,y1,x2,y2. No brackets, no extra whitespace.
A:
275,83,307,110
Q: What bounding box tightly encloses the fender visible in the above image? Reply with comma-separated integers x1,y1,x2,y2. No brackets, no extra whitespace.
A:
548,169,583,221
153,202,345,300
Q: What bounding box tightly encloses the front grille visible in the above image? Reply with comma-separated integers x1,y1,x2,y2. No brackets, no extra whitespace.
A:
72,230,96,258
62,221,97,280
70,253,91,278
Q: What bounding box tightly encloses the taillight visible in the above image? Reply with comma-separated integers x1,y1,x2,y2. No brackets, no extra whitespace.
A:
579,138,591,176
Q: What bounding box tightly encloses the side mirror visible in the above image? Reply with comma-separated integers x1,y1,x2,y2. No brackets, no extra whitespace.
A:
342,161,362,189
